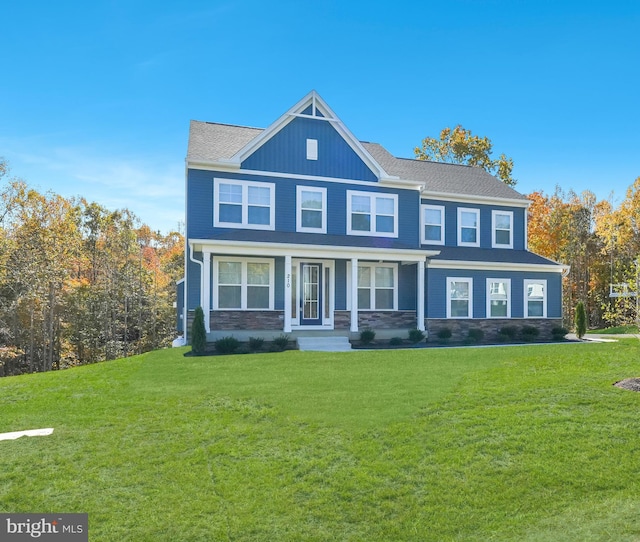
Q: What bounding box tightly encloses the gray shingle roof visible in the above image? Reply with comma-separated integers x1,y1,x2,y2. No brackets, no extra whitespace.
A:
428,246,564,266
187,121,528,201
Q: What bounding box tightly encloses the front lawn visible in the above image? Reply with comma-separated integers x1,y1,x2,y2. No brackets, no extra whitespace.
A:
1,342,640,541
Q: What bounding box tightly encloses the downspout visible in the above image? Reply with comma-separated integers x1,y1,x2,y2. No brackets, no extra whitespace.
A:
186,242,204,342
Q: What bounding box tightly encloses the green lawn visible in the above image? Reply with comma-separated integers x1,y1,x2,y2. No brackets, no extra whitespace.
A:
588,324,639,334
1,342,640,541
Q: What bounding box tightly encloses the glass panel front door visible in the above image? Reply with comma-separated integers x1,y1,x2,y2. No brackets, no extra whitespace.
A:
301,263,322,326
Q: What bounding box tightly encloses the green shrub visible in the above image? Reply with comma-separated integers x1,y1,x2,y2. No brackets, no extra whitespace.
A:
272,334,290,352
498,325,518,341
408,328,425,344
389,337,404,346
437,327,452,342
214,336,239,354
248,337,265,352
467,328,484,344
191,306,207,355
521,325,540,342
359,329,376,345
575,301,587,339
551,326,569,341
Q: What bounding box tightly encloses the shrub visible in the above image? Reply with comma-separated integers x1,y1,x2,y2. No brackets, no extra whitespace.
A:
191,306,207,355
575,301,587,339
248,337,265,352
408,328,425,344
498,325,518,342
437,327,452,342
214,336,239,354
551,326,569,341
521,325,540,342
272,334,290,352
467,328,485,344
389,336,404,346
359,329,376,345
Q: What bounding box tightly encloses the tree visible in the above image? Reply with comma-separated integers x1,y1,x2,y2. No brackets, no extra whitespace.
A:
414,125,516,186
191,307,206,355
575,302,587,338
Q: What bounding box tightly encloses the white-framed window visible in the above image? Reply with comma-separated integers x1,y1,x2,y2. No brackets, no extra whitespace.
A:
347,190,398,238
447,277,473,318
524,279,547,318
421,204,445,244
213,257,274,310
492,210,513,248
457,208,480,247
306,139,318,160
356,263,397,310
296,186,327,233
486,278,511,318
214,178,275,230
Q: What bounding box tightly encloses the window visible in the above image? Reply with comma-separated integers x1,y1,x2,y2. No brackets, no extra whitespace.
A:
492,210,513,248
214,179,275,230
357,263,397,310
306,139,318,160
421,204,445,244
486,278,511,318
524,279,547,318
347,190,398,237
296,186,327,233
214,258,274,310
447,277,473,318
457,208,480,247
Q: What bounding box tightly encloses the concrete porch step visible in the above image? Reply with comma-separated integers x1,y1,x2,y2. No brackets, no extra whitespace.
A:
297,336,352,352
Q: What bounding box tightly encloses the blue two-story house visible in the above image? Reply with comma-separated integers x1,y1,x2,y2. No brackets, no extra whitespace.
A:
179,91,567,344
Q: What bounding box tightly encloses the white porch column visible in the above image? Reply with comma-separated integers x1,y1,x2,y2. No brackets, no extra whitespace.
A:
202,251,211,333
417,259,425,331
284,255,292,333
350,258,359,332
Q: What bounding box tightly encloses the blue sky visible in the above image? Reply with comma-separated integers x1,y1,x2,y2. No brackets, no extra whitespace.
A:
1,0,639,233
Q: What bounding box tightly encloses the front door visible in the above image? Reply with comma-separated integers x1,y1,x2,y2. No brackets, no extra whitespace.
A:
300,263,322,326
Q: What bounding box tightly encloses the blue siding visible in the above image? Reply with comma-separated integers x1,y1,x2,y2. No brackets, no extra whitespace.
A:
422,199,526,250
241,116,378,182
186,254,202,310
398,264,417,310
274,257,284,310
426,269,562,319
335,260,347,310
176,280,185,332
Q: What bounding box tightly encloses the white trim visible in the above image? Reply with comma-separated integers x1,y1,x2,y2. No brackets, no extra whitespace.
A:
421,204,445,245
447,277,473,319
354,262,398,311
421,189,531,208
427,259,567,273
284,255,292,332
457,208,480,247
524,279,547,318
350,258,358,332
491,210,514,249
202,252,211,332
417,260,425,331
291,258,335,328
486,278,511,318
212,257,275,310
296,185,327,233
346,190,398,238
213,178,275,231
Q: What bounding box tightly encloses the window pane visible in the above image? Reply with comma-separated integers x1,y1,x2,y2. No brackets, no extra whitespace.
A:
248,206,270,225
490,300,508,317
527,283,544,300
451,281,469,299
358,267,371,287
302,209,322,228
461,211,477,227
528,300,544,317
490,281,508,299
375,289,393,309
425,208,442,224
219,184,242,203
219,204,242,223
357,288,371,309
461,227,477,243
425,225,441,241
248,186,270,206
375,267,394,288
247,263,269,285
218,262,241,284
376,215,394,233
495,214,511,229
352,213,371,231
376,197,394,215
218,285,241,308
495,230,511,245
301,191,322,209
247,286,269,309
450,300,469,317
352,195,371,213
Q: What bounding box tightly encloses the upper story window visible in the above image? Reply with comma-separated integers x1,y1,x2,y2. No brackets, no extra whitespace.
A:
524,279,547,318
214,179,275,230
447,277,473,318
347,190,398,238
487,278,511,318
421,204,445,245
214,257,274,310
457,208,480,247
357,263,397,310
296,186,327,233
492,210,513,248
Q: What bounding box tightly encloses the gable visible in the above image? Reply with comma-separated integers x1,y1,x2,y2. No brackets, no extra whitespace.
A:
240,115,378,182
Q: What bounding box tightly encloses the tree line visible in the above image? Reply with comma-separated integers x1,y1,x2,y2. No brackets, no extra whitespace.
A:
0,159,183,376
